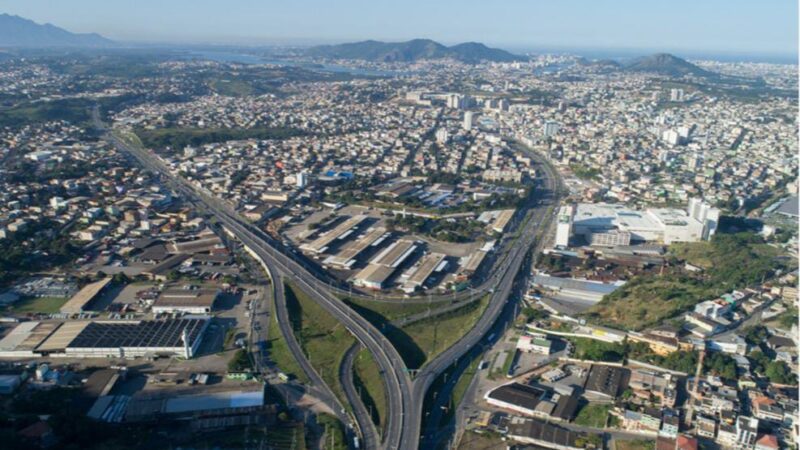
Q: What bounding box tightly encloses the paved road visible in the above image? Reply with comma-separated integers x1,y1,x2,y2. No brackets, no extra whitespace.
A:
341,343,381,450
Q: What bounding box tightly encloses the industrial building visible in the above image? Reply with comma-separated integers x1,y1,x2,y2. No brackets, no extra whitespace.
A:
478,209,515,234
352,239,419,290
0,318,209,359
532,274,623,303
60,278,112,314
151,285,220,314
124,386,266,423
485,383,579,422
506,416,584,450
558,203,710,246
323,227,390,269
300,215,368,255
584,364,627,400
400,252,447,293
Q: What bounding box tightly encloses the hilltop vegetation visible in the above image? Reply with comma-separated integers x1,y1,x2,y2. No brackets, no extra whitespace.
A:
583,232,783,331
307,38,522,63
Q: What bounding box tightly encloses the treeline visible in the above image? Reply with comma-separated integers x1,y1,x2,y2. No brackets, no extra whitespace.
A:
135,126,305,151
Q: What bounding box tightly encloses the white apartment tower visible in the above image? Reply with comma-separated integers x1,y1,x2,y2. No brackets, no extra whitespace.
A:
435,128,449,144
688,198,720,240
296,172,308,189
555,205,574,248
543,121,560,137
463,111,475,131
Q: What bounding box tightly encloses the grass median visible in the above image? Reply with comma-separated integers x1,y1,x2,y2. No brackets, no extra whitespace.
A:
352,347,387,436
346,294,490,370
285,282,355,408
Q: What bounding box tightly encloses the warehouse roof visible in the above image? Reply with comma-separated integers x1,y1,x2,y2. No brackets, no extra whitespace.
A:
60,278,112,314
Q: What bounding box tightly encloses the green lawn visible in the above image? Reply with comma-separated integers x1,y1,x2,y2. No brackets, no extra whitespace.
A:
387,295,490,369
574,403,611,428
352,347,387,436
285,282,355,407
343,296,436,321
615,439,656,450
266,308,310,384
3,296,68,314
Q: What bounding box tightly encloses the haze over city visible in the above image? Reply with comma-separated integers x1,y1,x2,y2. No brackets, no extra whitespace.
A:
0,2,796,450
0,0,797,61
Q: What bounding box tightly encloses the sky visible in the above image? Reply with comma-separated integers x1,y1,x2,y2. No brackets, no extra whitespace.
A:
0,0,797,60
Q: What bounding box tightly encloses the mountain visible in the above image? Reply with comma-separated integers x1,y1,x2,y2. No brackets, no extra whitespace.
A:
0,14,114,47
306,39,522,63
623,53,712,77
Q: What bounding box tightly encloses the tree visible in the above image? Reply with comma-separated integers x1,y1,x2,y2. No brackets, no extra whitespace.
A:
743,326,769,346
765,361,797,385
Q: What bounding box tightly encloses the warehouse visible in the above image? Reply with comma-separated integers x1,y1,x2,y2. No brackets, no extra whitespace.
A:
124,386,266,422
0,321,61,358
324,227,389,269
60,278,112,314
506,416,584,450
401,252,447,293
300,215,368,255
2,318,210,359
152,285,220,314
584,364,628,400
485,383,578,422
352,239,419,290
532,274,623,303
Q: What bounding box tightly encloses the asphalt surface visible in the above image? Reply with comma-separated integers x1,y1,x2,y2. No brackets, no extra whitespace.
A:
340,343,381,450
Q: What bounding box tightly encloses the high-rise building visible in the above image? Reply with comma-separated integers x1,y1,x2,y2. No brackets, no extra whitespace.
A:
662,129,681,146
463,111,475,131
555,205,573,248
688,198,720,240
435,128,449,144
296,172,308,188
670,88,685,102
543,121,560,137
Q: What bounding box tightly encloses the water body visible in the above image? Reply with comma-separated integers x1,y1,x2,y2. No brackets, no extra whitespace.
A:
186,50,402,77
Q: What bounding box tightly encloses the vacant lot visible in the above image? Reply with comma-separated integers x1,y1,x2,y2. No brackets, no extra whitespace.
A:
3,296,68,314
574,403,611,428
584,233,783,330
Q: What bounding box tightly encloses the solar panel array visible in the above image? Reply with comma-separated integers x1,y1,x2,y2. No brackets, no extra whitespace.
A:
67,318,207,349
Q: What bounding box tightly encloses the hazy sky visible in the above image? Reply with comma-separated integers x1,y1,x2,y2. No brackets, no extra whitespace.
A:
0,0,797,57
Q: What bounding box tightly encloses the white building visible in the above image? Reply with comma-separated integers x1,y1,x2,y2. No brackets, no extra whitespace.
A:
571,203,704,245
543,121,560,137
688,198,720,240
555,205,573,248
463,111,475,131
435,128,449,144
296,171,308,188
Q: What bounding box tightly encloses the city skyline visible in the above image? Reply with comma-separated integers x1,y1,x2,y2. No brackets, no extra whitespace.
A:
0,0,797,62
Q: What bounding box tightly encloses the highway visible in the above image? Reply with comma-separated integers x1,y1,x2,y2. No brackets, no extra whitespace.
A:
340,343,381,450
406,152,563,450
98,118,412,450
100,108,562,450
